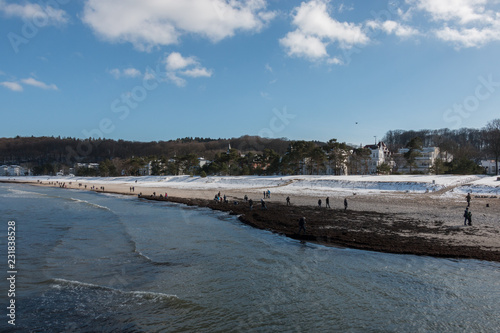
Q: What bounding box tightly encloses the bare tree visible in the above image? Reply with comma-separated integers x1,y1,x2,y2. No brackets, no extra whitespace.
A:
484,119,500,175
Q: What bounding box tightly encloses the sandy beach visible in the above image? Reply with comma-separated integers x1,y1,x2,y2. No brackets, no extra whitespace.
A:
3,175,500,262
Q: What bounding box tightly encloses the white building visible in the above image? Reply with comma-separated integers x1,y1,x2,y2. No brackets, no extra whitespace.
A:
0,165,29,176
75,162,100,170
397,147,451,174
139,162,153,176
364,142,393,174
198,157,210,168
481,160,499,175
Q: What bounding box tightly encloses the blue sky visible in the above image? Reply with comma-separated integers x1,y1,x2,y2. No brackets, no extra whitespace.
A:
1,0,500,146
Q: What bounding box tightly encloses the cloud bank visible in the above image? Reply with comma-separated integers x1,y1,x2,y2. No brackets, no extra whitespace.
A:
82,0,276,51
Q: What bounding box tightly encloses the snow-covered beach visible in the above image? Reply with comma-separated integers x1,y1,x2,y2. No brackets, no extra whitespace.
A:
3,174,500,261
7,174,500,196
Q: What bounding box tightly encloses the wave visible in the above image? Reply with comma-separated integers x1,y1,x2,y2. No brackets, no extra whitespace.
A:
47,278,179,302
68,197,111,211
133,247,176,266
2,187,49,198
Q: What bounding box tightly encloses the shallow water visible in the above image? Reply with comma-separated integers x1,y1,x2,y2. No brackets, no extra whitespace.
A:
0,183,499,332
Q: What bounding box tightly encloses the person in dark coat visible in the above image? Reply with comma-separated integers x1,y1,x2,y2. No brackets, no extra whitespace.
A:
298,217,306,234
466,192,471,207
286,196,291,206
261,199,267,210
463,207,469,226
344,198,348,211
325,197,330,208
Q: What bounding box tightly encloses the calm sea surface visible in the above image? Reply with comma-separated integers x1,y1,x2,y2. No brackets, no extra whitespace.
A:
0,183,499,332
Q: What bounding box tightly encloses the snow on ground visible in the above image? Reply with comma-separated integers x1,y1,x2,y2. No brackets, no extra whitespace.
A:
448,176,500,196
4,174,499,197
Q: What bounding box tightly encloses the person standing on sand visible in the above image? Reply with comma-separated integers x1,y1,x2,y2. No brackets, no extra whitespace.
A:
344,198,348,211
298,217,306,234
326,197,330,208
466,192,471,207
249,199,253,210
261,199,267,210
463,207,469,226
467,208,472,226
318,199,322,207
286,196,291,206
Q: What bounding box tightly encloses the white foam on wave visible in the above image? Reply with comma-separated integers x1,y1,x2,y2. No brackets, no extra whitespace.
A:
50,278,178,301
3,188,48,198
69,197,111,211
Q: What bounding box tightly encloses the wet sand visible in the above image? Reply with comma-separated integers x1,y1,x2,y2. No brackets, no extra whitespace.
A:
5,178,500,262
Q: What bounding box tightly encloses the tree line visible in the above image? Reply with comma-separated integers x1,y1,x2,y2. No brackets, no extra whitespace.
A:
2,119,499,176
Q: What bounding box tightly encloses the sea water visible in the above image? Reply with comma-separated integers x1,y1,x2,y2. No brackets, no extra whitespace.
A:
0,183,499,332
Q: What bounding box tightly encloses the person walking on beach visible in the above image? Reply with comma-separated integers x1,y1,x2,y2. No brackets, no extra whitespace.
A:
244,195,248,202
286,196,291,206
463,207,470,226
261,199,267,210
298,217,306,234
267,190,271,199
326,197,330,208
467,208,472,226
318,199,322,207
344,198,348,211
466,192,471,207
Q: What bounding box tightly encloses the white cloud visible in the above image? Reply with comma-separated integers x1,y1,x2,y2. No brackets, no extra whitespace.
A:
280,0,368,62
0,0,69,25
181,67,213,78
164,52,213,87
280,30,328,59
434,25,500,47
82,0,276,51
166,72,187,87
409,0,489,24
21,77,58,90
366,20,419,38
123,68,141,78
292,0,368,47
0,81,23,92
260,91,271,100
407,0,500,47
108,67,142,79
108,68,121,79
165,52,198,71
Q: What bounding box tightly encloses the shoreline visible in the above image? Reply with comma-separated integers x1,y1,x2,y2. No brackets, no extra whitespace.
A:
2,177,500,262
139,194,500,262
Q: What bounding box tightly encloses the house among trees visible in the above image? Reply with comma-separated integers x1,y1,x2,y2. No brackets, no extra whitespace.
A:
396,146,452,174
1,119,498,177
481,160,500,175
0,165,29,176
364,142,393,174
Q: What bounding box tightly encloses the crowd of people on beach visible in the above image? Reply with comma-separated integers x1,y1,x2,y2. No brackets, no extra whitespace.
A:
208,190,352,235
